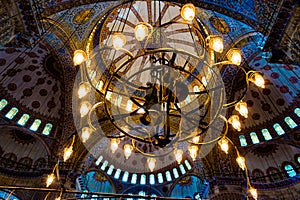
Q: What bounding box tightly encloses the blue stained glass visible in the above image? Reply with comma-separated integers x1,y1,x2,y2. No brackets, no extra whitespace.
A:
5,107,18,119
262,129,272,140
239,135,247,146
131,174,137,184
294,108,300,117
107,165,114,175
273,123,285,135
114,168,121,179
140,174,146,185
42,123,53,135
284,117,297,129
17,114,30,126
149,174,155,185
158,173,163,183
250,132,260,144
122,171,129,182
166,171,172,182
173,168,179,178
0,99,8,111
30,119,41,131
0,190,20,200
284,165,296,177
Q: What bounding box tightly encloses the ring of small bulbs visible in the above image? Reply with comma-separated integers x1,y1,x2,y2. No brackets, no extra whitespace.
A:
68,2,263,200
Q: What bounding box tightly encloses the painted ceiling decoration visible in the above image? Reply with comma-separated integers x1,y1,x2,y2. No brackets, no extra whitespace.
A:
0,0,299,200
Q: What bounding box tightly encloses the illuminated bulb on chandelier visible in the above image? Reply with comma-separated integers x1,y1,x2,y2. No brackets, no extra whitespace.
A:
134,23,149,41
228,115,241,131
147,158,156,172
73,50,87,66
78,82,91,99
192,136,200,144
124,144,133,159
80,101,91,117
112,33,126,50
181,3,195,21
188,145,198,161
174,149,183,164
55,197,61,200
210,36,224,53
218,138,229,154
235,101,248,118
46,173,55,187
81,127,93,143
253,73,265,88
110,138,120,154
63,146,73,162
227,48,242,66
249,186,258,200
236,156,246,170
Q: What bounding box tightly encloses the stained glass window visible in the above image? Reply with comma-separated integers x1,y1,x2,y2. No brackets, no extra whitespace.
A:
173,168,179,178
158,173,163,183
273,123,285,135
122,171,129,182
149,174,155,185
131,173,137,184
114,168,121,179
284,164,296,177
17,114,30,126
166,171,172,182
100,160,108,171
250,132,260,144
239,135,247,146
0,99,8,111
42,123,53,135
284,117,297,129
107,165,114,175
30,119,41,131
262,129,272,140
184,160,192,170
140,174,146,185
0,190,20,200
294,108,300,117
179,164,186,175
5,107,18,119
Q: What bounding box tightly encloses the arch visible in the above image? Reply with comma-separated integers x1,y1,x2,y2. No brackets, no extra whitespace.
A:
251,169,266,183
34,157,47,169
17,157,33,170
1,153,17,169
266,167,282,182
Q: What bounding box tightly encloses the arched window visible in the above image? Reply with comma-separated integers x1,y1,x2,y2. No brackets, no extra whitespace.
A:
294,108,300,117
122,171,129,182
261,129,272,141
18,157,33,170
284,117,297,129
250,132,260,144
239,135,247,146
273,123,285,135
5,107,18,119
267,167,282,182
252,169,266,183
42,123,53,135
0,99,8,111
30,119,41,131
283,163,297,177
114,168,121,179
17,114,30,126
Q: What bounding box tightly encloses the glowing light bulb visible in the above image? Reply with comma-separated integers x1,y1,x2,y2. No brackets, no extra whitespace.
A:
228,115,241,131
210,36,224,53
181,3,195,21
236,156,246,170
147,158,156,172
188,145,198,161
227,48,242,65
134,24,149,41
73,50,87,65
218,138,229,154
254,73,265,88
80,101,91,117
81,127,93,143
46,173,55,187
174,149,183,164
112,33,126,50
110,138,120,154
235,101,248,118
192,136,200,144
55,197,61,200
63,146,73,162
78,82,91,99
249,187,258,200
124,144,133,159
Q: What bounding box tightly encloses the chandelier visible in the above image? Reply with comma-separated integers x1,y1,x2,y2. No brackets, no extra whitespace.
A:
70,1,264,199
